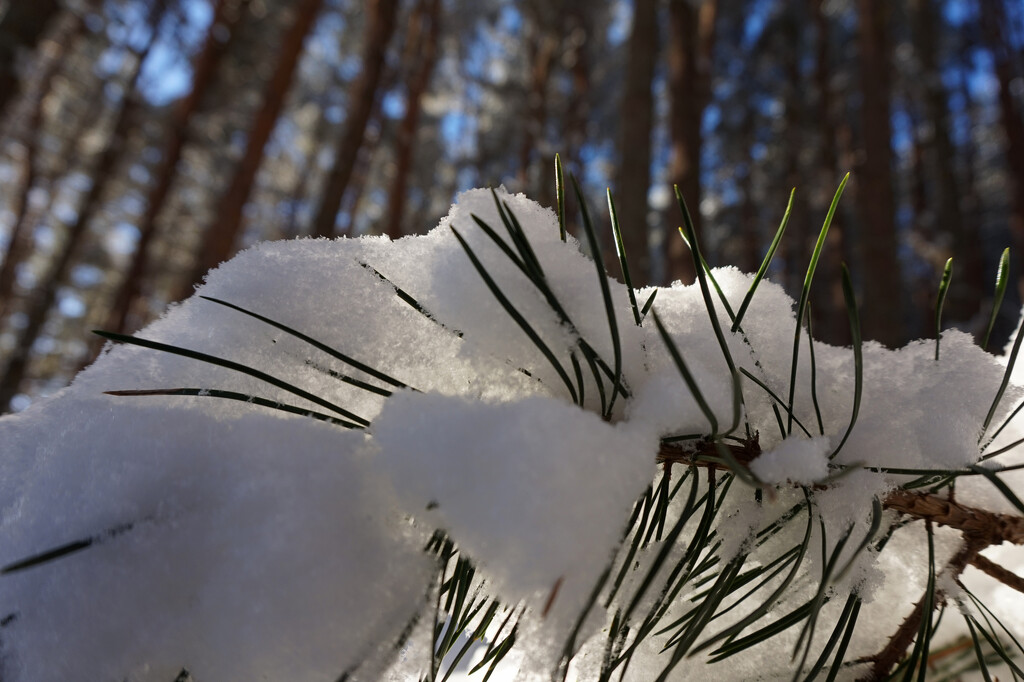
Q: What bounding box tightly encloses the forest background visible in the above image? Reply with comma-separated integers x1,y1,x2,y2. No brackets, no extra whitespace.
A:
0,0,1023,414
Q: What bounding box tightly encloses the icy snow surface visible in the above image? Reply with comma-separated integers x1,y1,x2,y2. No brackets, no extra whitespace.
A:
0,188,1022,680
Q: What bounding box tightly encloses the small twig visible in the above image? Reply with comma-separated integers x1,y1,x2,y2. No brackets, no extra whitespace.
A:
657,436,761,469
858,535,988,681
969,552,1024,595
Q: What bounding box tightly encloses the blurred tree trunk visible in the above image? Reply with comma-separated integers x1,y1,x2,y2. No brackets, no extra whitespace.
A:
105,0,248,336
559,3,591,239
0,12,84,323
856,0,902,347
979,0,1024,299
780,6,810,298
339,59,399,235
912,0,980,326
809,0,849,346
0,0,60,122
738,108,759,275
384,0,440,239
615,0,657,285
311,0,399,238
181,0,324,298
0,3,166,412
284,99,331,237
517,7,557,206
664,0,717,284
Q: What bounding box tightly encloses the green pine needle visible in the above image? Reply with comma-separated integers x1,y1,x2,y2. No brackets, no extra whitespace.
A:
935,258,953,361
674,186,744,436
982,247,1010,351
555,154,567,242
787,173,848,435
733,188,794,332
200,295,412,389
829,264,862,460
450,226,579,404
980,296,1024,439
570,173,624,419
607,189,642,326
104,387,362,428
93,330,370,426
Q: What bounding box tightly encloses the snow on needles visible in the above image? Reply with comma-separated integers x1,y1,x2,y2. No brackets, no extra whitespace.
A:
0,187,1022,680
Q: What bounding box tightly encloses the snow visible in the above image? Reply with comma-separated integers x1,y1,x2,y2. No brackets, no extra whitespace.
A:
749,435,830,485
0,187,1022,680
373,390,656,619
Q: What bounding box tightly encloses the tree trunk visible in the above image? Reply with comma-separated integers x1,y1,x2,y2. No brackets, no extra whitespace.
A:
181,0,324,299
559,3,591,239
856,0,903,347
284,99,331,238
738,108,759,275
615,0,657,285
384,0,440,239
978,0,1024,300
0,4,166,412
809,0,849,346
0,0,60,121
336,58,398,236
311,0,399,238
517,9,557,206
912,0,980,326
105,0,248,336
665,0,717,284
780,6,810,298
0,11,84,323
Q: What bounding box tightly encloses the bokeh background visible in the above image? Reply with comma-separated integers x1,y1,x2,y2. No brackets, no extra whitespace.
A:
1,0,1023,412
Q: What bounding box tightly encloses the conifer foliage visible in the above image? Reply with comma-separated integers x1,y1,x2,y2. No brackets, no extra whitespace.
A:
0,167,1023,680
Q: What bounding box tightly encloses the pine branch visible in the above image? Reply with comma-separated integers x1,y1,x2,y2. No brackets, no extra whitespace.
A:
969,553,1024,595
884,490,1024,546
859,535,988,681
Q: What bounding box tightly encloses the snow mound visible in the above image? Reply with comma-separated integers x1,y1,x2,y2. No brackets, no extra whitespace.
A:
0,188,1022,680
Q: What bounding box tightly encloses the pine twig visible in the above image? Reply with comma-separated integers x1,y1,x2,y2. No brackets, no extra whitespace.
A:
969,552,1024,595
859,535,988,681
884,490,1024,546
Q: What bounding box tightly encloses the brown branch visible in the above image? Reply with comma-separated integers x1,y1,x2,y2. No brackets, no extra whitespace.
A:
883,490,1024,546
659,438,1024,548
859,534,988,681
657,434,1024,678
969,552,1024,595
657,437,760,469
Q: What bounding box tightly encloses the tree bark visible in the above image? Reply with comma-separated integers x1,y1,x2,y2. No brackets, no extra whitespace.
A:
780,6,811,299
559,3,591,239
311,0,399,238
0,12,84,323
665,0,717,284
517,6,557,206
912,0,979,326
0,3,166,411
384,0,440,239
978,0,1024,300
105,0,248,336
856,0,903,347
0,0,60,121
737,107,759,275
180,0,324,298
615,0,658,285
809,0,850,346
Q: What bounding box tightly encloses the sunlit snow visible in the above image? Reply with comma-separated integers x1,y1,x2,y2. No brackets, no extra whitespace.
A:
0,188,1022,680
